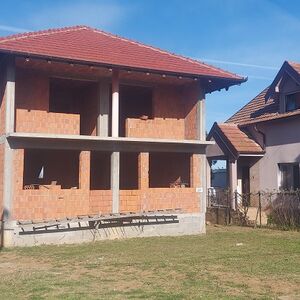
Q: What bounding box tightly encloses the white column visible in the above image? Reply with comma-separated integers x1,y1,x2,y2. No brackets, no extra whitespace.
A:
111,69,119,138
111,69,120,213
228,159,238,210
97,81,109,137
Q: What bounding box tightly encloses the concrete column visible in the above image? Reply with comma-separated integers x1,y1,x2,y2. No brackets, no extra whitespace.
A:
110,69,120,213
111,151,120,213
199,154,207,213
3,56,15,224
138,152,149,190
79,151,90,190
206,159,211,189
190,154,201,188
97,81,110,137
193,85,206,214
196,86,205,141
5,56,15,134
190,153,207,213
111,69,119,138
228,159,238,210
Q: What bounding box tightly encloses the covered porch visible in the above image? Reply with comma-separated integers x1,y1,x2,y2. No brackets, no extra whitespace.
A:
206,122,264,209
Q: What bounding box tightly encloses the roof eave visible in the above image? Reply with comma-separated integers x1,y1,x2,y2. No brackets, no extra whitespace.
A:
0,49,246,86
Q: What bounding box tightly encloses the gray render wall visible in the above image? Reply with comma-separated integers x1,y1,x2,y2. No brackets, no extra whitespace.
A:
250,117,300,191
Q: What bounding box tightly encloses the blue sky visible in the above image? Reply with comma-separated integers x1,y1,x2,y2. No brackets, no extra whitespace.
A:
1,0,300,129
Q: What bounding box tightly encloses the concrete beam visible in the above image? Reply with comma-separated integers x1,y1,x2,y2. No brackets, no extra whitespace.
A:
111,151,120,213
111,69,119,138
97,81,110,137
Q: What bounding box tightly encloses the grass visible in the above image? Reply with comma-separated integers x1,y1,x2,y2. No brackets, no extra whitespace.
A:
0,226,299,299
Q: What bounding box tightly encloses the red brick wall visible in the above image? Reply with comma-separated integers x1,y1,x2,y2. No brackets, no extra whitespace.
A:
125,83,200,140
15,68,81,135
16,110,80,134
184,83,201,140
139,188,200,213
89,190,112,214
12,149,90,220
126,118,185,139
80,84,98,136
11,148,201,220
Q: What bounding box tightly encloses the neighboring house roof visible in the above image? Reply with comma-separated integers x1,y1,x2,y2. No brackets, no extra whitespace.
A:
207,123,264,158
227,61,300,126
0,25,245,84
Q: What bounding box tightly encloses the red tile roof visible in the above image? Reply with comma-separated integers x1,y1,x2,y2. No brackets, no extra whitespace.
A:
217,123,264,154
0,25,245,81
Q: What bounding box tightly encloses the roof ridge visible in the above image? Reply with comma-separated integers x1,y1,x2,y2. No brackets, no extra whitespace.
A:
89,26,243,80
226,87,270,124
287,60,300,65
219,122,238,126
0,25,87,44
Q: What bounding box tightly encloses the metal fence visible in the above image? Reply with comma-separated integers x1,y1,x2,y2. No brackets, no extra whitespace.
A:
207,188,300,228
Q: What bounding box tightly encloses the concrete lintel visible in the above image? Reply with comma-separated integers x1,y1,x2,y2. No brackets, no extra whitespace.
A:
8,134,209,154
8,132,214,146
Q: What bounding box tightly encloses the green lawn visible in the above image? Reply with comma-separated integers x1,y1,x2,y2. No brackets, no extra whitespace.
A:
0,226,299,299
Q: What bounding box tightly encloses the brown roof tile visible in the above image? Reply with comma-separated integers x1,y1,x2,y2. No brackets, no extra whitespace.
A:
217,123,264,154
227,61,300,125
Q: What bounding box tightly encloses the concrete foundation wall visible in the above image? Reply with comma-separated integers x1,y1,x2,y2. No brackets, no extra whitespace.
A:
4,213,205,247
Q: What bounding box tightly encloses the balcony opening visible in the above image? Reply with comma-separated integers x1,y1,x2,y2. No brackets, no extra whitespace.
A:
119,84,153,137
90,151,111,190
49,78,98,135
120,152,139,190
23,149,80,190
149,152,191,188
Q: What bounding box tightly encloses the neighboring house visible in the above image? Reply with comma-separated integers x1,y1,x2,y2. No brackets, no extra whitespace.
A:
0,26,245,246
207,61,300,207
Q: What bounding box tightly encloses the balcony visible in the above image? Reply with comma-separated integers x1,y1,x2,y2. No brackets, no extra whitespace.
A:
16,109,80,135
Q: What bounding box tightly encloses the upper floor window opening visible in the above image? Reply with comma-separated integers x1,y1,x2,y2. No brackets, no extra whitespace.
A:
285,92,300,112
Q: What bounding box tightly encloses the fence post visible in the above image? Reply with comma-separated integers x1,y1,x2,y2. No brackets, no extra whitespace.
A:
259,191,262,227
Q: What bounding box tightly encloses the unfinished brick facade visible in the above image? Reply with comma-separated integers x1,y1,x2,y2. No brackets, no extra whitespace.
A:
0,26,245,246
4,61,204,222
